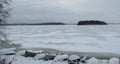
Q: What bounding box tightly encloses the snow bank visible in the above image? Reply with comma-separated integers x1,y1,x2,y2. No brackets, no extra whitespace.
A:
0,48,17,55
0,48,120,64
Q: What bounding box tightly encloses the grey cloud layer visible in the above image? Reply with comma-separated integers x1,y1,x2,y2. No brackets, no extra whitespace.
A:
9,0,120,23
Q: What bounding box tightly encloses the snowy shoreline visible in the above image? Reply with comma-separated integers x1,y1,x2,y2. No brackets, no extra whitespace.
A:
18,47,120,59
3,25,120,64
0,47,120,64
7,25,120,58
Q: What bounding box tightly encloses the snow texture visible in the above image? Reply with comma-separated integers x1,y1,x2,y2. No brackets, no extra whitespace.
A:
69,55,80,60
0,25,119,64
34,54,46,60
8,25,120,54
54,54,69,61
0,48,17,55
0,48,120,64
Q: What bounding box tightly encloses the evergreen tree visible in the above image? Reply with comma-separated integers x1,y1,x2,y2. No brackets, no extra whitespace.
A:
0,0,11,48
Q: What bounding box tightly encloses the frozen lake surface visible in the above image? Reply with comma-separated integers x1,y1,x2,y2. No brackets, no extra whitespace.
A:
8,25,120,54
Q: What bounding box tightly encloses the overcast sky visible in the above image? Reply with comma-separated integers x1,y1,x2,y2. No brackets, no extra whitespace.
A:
8,0,120,23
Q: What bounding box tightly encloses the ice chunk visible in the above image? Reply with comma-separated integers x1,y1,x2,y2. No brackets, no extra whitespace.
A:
0,48,17,55
34,54,46,60
69,55,80,60
27,50,43,54
16,50,26,56
24,50,44,57
54,54,69,61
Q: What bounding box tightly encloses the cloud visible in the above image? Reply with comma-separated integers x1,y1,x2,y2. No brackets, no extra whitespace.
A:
8,0,120,23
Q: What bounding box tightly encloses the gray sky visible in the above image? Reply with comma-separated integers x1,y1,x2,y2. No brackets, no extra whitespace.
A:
8,0,120,23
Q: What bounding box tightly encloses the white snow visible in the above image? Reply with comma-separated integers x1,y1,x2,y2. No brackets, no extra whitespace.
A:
15,50,25,56
0,54,119,64
54,54,69,61
69,55,80,60
26,50,43,54
0,48,17,55
1,25,120,64
8,25,120,54
34,54,46,60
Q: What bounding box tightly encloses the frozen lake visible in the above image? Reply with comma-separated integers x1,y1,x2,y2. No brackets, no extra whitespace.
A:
8,25,120,54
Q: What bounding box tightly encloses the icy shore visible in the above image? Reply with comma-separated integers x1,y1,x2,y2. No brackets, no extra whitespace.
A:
0,48,120,64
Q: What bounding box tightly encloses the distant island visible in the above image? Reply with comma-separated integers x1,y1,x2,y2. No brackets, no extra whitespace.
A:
6,22,66,26
38,22,65,25
77,20,108,25
3,21,110,26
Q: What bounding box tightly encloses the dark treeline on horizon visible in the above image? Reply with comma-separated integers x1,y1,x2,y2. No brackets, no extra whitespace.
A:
4,21,120,26
77,20,108,25
5,22,66,26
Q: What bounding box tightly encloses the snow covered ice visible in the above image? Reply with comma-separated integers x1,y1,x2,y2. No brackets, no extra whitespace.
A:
34,54,46,60
0,49,120,64
69,55,80,60
8,25,120,54
54,54,69,61
0,25,120,64
0,48,17,55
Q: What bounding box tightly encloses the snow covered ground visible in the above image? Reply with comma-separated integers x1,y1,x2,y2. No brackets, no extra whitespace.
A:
0,48,119,64
0,55,119,64
8,25,120,54
0,25,120,64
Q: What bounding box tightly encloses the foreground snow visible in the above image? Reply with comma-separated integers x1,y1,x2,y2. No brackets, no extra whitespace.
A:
8,25,120,54
0,48,119,64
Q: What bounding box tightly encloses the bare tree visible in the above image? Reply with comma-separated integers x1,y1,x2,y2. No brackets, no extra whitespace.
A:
0,0,12,48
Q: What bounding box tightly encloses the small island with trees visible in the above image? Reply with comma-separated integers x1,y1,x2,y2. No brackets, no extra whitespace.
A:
6,22,66,26
77,20,108,25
